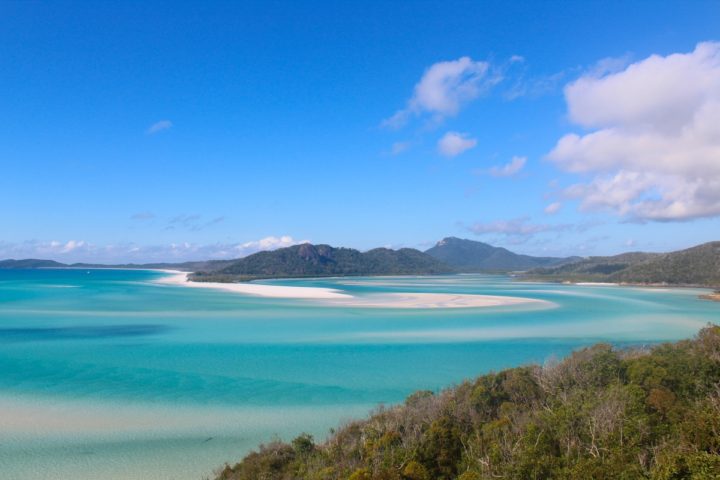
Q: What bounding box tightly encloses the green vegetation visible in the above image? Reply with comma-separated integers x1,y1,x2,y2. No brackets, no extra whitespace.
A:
425,237,578,273
3,240,719,287
527,242,720,287
214,325,720,480
193,244,453,281
526,252,660,282
0,259,67,269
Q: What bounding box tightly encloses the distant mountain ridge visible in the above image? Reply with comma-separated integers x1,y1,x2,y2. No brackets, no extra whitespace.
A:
0,259,67,269
527,241,720,286
2,239,719,286
424,237,578,272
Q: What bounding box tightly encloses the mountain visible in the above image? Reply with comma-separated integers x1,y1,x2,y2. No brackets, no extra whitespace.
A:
425,237,577,272
3,240,718,285
214,325,720,480
613,241,720,285
528,241,720,286
197,243,453,280
0,259,67,269
527,251,660,280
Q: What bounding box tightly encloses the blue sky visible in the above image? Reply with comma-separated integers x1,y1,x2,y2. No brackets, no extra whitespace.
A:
1,1,719,262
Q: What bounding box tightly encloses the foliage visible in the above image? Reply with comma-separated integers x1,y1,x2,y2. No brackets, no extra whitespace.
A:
197,243,453,281
528,242,720,287
215,325,720,480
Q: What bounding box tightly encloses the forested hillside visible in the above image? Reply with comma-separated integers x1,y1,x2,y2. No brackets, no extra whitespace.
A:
194,243,452,281
528,242,720,286
425,237,576,272
215,325,720,480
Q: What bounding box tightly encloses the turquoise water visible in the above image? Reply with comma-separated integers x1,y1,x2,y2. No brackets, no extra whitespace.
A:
0,269,717,479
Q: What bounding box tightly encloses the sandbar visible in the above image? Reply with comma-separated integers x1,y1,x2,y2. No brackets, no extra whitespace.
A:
156,271,550,309
155,271,352,299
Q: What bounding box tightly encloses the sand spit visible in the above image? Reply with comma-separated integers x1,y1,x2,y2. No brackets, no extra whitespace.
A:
155,271,549,309
155,271,352,299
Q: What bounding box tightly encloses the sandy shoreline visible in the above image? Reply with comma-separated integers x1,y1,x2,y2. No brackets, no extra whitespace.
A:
155,271,548,309
155,271,353,299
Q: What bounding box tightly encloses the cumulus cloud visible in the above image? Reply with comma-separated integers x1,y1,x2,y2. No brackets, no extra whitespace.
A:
437,132,477,157
383,57,499,128
146,120,173,135
0,235,307,264
544,202,562,214
548,42,720,221
488,156,526,176
234,235,306,255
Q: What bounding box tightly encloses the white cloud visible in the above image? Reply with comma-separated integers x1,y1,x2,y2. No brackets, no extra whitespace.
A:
548,42,720,221
146,120,173,135
488,156,526,176
383,57,498,128
234,235,306,255
544,202,562,214
437,132,477,157
0,235,307,264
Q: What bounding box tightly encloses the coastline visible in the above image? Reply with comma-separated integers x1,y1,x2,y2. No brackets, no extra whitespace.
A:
155,271,549,309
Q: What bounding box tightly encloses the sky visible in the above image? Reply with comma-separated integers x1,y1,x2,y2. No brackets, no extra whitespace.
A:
1,0,720,263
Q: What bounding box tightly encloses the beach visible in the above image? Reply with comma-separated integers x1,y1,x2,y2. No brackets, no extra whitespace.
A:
155,270,352,300
156,271,548,309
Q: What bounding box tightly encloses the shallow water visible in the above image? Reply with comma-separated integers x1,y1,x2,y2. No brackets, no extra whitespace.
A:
0,269,716,479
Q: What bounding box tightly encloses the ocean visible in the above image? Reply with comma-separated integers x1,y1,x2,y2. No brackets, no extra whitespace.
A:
0,269,715,479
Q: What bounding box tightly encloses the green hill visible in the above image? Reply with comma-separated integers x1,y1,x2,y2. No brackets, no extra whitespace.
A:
614,242,720,286
527,251,660,281
0,259,67,269
425,237,577,272
215,324,720,480
197,243,452,280
528,242,720,286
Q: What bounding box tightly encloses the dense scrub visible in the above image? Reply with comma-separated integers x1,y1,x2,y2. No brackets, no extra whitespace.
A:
215,325,720,480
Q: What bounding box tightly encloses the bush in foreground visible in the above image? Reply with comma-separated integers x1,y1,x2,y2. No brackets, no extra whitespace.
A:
215,325,720,480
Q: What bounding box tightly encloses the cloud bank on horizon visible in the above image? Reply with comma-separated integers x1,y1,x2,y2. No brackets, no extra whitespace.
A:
0,236,308,264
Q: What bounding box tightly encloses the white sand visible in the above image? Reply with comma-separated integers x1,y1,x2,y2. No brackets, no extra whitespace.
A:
155,271,549,309
155,271,352,299
327,292,544,309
